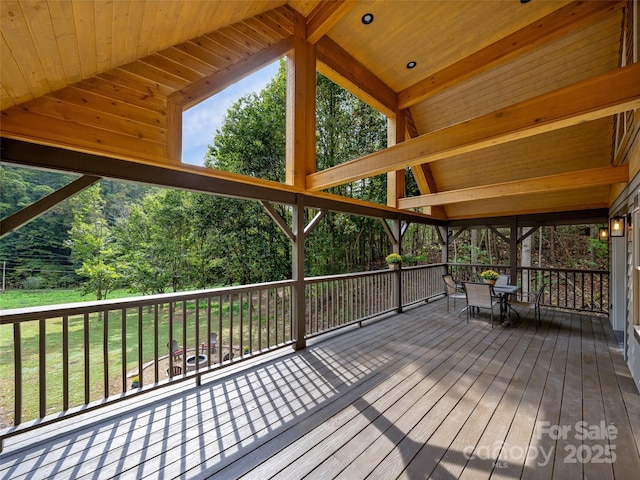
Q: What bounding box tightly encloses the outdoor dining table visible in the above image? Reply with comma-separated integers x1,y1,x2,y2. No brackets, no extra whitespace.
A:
492,284,521,326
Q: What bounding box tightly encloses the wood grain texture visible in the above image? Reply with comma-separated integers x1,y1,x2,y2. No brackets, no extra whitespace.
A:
1,302,638,479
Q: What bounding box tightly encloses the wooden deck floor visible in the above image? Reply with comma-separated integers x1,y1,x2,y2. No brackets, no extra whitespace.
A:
2,300,640,479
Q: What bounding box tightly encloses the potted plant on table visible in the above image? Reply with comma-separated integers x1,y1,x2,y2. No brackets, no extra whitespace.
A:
480,269,500,285
385,253,402,270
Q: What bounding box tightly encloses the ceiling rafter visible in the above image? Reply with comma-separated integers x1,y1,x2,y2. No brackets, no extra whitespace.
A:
398,166,629,209
316,36,397,116
397,0,625,109
306,63,640,191
306,0,355,44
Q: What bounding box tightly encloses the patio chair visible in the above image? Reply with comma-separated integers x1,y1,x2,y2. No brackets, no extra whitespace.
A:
509,285,545,329
496,274,511,286
201,333,218,354
443,274,466,313
167,339,183,361
167,365,182,377
463,282,501,328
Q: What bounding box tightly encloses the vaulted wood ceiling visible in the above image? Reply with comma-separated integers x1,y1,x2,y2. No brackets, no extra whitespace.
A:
1,0,638,223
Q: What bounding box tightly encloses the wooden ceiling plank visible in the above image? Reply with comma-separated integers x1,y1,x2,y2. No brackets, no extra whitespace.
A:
266,6,296,33
157,47,217,77
397,0,625,109
306,64,640,191
2,1,48,98
95,70,170,103
47,0,83,85
244,15,290,43
46,85,168,128
233,21,276,50
19,0,67,92
0,108,166,162
0,35,32,105
18,95,166,143
118,60,190,91
306,0,355,44
92,0,113,73
71,0,97,79
202,31,247,64
176,40,231,71
398,166,629,209
316,36,396,117
140,53,203,84
169,37,293,110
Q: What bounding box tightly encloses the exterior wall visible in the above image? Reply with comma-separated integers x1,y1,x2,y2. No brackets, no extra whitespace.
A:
613,131,640,394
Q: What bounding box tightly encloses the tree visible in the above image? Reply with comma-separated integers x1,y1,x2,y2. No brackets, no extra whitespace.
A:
66,185,118,300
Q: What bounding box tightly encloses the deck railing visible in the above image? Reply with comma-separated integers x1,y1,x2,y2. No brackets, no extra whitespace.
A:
305,270,395,336
0,281,295,434
448,263,609,314
0,262,607,447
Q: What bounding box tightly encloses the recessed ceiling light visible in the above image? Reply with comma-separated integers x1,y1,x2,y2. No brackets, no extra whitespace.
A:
362,13,374,25
406,61,417,69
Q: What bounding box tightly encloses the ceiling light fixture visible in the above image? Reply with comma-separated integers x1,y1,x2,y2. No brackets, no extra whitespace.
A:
362,13,374,25
406,61,417,69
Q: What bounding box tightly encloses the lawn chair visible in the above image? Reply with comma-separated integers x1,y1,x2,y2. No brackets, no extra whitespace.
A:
496,274,511,286
167,366,182,377
463,282,501,328
509,285,545,329
167,339,183,361
443,274,466,313
201,333,217,354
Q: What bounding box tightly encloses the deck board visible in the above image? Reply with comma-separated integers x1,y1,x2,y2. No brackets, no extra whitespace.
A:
1,300,639,479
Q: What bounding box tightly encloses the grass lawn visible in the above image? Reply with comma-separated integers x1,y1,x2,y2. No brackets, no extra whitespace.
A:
0,289,291,426
0,288,139,310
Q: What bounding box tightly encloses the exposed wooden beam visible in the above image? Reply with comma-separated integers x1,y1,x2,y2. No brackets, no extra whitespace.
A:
448,209,609,228
398,166,629,209
304,209,327,236
1,137,297,205
316,36,397,116
306,0,355,44
1,138,440,226
260,201,294,242
404,109,445,218
306,64,640,191
1,175,100,237
168,38,293,109
397,0,625,109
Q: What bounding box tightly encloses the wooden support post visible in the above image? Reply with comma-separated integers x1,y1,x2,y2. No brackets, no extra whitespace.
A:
391,219,403,313
386,111,406,208
286,11,316,189
292,195,306,350
510,219,519,284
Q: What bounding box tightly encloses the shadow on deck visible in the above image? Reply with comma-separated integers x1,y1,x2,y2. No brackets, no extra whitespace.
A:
1,299,639,479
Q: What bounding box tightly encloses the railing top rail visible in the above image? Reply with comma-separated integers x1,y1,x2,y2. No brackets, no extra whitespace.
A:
449,263,608,275
0,279,295,323
305,263,445,284
304,269,393,283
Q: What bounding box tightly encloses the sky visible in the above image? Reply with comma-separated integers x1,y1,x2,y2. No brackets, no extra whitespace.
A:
181,61,280,166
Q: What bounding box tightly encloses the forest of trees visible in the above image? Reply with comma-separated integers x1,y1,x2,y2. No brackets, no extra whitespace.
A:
0,61,607,300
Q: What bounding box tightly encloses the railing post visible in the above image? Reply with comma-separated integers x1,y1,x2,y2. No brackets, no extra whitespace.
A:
392,219,403,313
292,195,306,350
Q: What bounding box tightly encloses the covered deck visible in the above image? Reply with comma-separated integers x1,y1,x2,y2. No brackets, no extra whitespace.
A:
2,300,639,479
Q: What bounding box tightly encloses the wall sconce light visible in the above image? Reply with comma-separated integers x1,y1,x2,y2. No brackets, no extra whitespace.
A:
599,227,608,241
609,215,625,237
